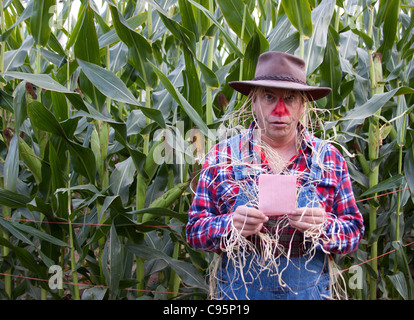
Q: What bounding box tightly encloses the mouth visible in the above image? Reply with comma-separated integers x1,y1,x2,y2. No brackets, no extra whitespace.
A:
268,120,288,128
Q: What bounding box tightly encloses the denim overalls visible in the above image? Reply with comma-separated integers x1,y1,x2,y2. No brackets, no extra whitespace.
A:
217,134,331,300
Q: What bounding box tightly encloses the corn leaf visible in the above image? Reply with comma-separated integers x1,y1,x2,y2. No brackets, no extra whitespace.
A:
341,87,414,121
178,0,199,40
187,0,243,58
358,174,405,198
0,218,35,246
109,224,122,298
387,272,409,300
50,91,69,122
392,241,414,299
0,188,31,208
109,157,136,206
3,36,34,72
76,58,139,106
197,58,219,89
107,1,157,88
243,32,262,81
126,243,208,291
281,0,312,37
156,10,196,56
156,10,203,114
301,0,336,74
30,0,55,46
27,101,67,137
320,27,342,108
48,141,68,218
151,63,214,141
1,71,73,93
217,0,268,51
405,146,414,195
65,3,87,50
27,101,96,183
74,5,106,111
4,135,19,192
376,0,401,57
0,237,48,283
98,12,147,48
7,220,70,248
76,58,165,128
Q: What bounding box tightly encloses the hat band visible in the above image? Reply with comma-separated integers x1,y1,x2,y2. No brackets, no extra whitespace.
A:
253,75,308,86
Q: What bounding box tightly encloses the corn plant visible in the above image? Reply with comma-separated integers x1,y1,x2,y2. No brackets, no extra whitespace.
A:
0,0,413,300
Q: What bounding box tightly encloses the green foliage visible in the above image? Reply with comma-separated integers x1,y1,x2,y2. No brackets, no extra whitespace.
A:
0,0,413,300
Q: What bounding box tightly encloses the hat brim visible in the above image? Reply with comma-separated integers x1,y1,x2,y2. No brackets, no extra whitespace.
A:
228,80,331,101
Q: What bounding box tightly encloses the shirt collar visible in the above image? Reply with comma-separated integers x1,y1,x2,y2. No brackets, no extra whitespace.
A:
242,120,315,164
246,120,314,148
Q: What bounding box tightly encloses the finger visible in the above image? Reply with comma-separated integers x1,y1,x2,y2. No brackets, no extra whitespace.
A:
233,214,266,228
289,214,324,225
234,206,268,222
289,207,325,219
289,216,325,233
233,219,263,236
289,220,309,233
240,223,264,237
288,218,317,232
290,207,319,215
232,208,266,236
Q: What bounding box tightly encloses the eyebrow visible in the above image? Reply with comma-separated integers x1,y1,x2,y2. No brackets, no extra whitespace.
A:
263,89,296,96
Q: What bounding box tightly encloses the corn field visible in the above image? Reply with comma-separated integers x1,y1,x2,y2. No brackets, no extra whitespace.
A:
0,0,413,301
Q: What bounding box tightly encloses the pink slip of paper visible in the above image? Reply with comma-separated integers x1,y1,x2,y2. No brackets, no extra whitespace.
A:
258,174,297,216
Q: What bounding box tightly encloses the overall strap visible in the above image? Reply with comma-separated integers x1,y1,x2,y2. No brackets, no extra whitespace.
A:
308,139,327,183
229,134,249,181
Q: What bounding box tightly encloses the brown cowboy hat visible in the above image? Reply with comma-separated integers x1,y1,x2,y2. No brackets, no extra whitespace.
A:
228,51,331,101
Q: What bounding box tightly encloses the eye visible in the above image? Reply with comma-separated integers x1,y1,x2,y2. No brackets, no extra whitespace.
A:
264,93,276,102
284,94,297,104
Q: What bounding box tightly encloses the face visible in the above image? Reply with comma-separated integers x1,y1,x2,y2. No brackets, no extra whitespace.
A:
252,87,304,148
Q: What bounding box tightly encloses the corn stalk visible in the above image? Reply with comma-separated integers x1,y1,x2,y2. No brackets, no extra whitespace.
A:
0,0,12,300
367,61,383,300
366,3,384,299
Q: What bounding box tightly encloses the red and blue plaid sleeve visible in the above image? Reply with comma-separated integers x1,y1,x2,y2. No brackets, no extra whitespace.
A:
186,145,233,253
320,146,365,254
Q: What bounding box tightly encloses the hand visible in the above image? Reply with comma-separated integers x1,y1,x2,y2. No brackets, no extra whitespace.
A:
288,207,326,233
232,205,269,237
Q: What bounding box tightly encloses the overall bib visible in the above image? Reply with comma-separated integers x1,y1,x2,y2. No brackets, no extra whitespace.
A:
217,135,331,300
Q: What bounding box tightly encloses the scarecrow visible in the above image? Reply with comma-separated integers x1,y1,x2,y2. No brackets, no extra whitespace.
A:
186,51,365,300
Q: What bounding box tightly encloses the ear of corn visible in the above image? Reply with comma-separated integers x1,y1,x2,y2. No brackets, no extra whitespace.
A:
18,136,42,185
143,137,163,181
149,181,190,209
141,181,191,223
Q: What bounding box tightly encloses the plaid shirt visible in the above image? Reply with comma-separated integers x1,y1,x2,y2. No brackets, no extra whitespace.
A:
186,121,364,255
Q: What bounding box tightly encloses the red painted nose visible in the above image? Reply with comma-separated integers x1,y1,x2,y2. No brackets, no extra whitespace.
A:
270,98,290,117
